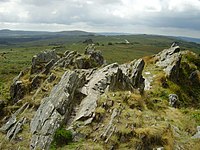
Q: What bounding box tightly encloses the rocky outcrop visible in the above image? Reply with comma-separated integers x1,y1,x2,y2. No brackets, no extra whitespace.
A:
30,58,145,149
156,45,181,81
10,47,105,103
31,50,58,74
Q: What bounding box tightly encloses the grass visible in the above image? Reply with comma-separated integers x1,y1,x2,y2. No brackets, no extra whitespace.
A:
65,90,199,149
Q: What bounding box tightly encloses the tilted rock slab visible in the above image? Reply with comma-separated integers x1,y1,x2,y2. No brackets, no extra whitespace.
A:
156,46,182,81
30,59,145,149
30,70,82,150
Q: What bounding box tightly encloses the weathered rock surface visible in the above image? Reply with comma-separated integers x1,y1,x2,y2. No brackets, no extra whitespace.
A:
189,70,200,85
75,59,144,122
30,58,145,149
0,102,29,140
10,80,26,103
31,50,58,74
30,71,82,150
156,46,181,81
169,94,179,107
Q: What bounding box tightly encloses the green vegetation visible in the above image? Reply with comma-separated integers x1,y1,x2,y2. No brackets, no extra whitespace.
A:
50,128,73,149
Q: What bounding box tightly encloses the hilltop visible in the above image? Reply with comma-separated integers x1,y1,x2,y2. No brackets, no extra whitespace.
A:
0,43,199,150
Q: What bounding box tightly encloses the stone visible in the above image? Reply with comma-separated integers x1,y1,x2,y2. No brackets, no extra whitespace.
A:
42,59,56,75
31,75,42,90
6,117,26,140
10,80,26,103
156,46,181,81
192,126,200,139
31,50,58,74
189,70,200,85
53,51,77,68
100,108,118,140
0,102,29,134
30,70,82,150
169,94,179,107
75,60,144,122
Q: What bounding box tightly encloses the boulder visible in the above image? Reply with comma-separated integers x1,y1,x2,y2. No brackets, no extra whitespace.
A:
156,46,181,81
189,70,200,85
85,44,104,66
169,94,179,107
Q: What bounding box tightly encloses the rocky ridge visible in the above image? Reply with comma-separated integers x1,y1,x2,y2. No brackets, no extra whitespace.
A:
0,44,200,150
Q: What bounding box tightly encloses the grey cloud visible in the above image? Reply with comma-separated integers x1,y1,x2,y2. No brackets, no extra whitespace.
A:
0,0,199,37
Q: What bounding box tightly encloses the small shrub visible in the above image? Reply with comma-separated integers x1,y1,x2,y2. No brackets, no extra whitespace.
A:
108,42,113,45
51,128,73,149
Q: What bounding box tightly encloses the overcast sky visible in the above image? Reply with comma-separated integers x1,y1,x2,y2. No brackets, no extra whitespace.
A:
0,0,200,38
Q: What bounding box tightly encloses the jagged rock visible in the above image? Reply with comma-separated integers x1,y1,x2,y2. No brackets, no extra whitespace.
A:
171,42,179,47
30,71,82,150
30,57,145,149
0,116,17,133
192,126,200,139
0,102,29,137
100,108,118,141
54,48,104,69
120,59,145,90
85,44,104,66
31,75,42,90
156,46,181,81
75,59,144,121
6,117,26,140
189,70,200,85
31,50,58,74
10,80,26,103
53,51,78,68
169,94,179,107
42,59,56,75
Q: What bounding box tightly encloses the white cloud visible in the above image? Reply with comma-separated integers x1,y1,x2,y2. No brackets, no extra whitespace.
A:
0,0,199,37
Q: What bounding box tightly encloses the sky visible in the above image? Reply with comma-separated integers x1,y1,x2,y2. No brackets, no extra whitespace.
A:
0,0,200,38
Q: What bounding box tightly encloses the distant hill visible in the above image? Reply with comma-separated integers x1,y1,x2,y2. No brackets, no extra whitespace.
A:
0,29,95,37
176,36,200,44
